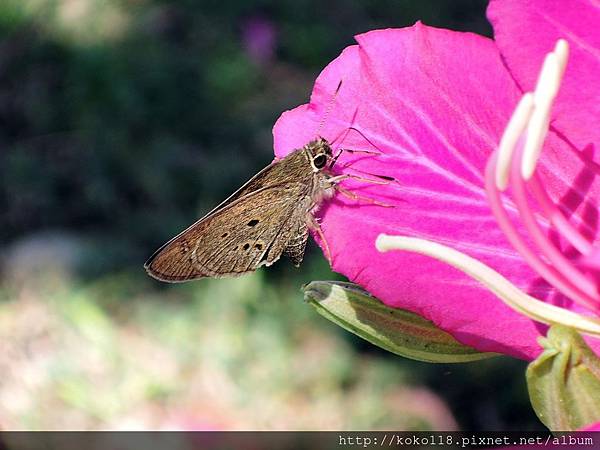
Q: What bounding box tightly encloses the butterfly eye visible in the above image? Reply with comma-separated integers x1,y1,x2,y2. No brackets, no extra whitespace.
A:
313,153,327,169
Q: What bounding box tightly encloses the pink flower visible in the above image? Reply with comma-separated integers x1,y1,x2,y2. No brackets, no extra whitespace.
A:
272,0,600,360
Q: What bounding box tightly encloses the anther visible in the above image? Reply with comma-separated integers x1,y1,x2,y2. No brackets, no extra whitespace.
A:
495,93,534,190
522,41,569,180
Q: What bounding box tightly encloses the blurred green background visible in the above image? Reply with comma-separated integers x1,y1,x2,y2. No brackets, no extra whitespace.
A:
0,0,542,430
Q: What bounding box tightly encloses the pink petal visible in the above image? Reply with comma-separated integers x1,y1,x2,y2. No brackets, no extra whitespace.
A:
488,0,600,153
581,421,600,431
272,24,600,360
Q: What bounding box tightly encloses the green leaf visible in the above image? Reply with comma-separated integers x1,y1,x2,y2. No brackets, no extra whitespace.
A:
527,325,600,431
303,281,496,363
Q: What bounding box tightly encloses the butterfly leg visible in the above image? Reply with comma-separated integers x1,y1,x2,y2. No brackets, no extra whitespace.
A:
306,214,332,264
334,185,393,207
340,163,396,183
327,174,388,185
326,174,394,207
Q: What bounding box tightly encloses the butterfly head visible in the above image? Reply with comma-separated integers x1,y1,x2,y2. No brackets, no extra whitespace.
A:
306,137,333,172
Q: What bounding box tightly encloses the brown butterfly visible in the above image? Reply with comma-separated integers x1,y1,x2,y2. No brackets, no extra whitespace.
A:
144,135,390,282
145,138,343,282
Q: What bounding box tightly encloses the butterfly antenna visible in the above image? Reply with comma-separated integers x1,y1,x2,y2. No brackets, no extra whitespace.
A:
315,79,343,137
348,126,383,153
329,126,385,168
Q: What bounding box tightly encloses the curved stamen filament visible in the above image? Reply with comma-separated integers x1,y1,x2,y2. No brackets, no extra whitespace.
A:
486,152,599,310
528,173,593,256
517,41,594,259
488,37,600,311
509,145,600,308
376,235,600,337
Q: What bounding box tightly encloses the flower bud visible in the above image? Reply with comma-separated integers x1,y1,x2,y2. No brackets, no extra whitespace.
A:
303,281,495,363
527,325,600,430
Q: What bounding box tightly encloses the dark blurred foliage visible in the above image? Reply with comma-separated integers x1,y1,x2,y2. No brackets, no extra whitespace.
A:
0,0,545,431
0,0,491,273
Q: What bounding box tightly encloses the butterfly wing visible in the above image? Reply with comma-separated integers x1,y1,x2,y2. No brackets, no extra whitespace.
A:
144,183,313,282
193,149,309,220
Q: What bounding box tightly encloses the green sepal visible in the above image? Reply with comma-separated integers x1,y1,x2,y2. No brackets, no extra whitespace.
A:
302,281,496,363
526,325,600,431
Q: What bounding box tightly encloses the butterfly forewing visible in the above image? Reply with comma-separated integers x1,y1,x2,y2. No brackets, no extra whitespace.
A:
145,141,336,282
144,182,312,281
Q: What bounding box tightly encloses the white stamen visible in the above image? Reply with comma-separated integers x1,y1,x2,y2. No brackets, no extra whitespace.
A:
375,234,600,337
533,52,561,105
554,39,569,80
496,93,535,190
522,40,569,180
